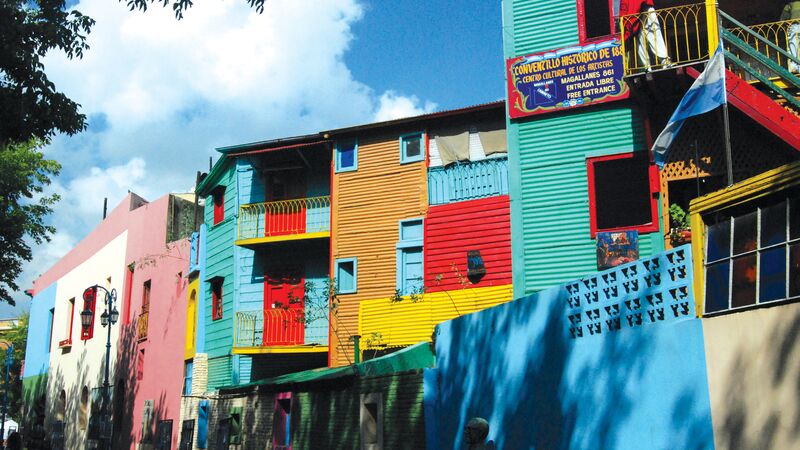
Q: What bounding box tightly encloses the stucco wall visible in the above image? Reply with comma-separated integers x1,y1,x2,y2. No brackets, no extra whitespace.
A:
703,302,800,450
428,246,713,449
47,230,127,450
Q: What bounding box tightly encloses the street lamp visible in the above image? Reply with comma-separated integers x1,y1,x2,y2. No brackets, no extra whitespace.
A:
81,285,118,450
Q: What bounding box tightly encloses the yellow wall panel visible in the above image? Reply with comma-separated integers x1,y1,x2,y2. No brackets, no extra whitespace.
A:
185,279,199,360
330,134,427,366
358,285,514,349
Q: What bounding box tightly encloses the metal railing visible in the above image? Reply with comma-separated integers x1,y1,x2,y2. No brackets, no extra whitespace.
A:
238,196,330,240
137,311,149,341
727,19,800,79
234,308,328,348
428,158,509,206
620,3,709,75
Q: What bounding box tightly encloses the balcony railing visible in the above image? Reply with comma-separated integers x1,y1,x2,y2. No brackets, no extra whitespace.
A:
238,196,330,241
428,158,509,206
727,19,800,80
620,3,709,76
234,308,328,349
137,311,149,342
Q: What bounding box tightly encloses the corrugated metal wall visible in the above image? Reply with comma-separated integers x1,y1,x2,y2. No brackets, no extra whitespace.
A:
510,0,579,56
203,162,238,390
293,372,426,450
331,134,428,367
359,285,513,349
512,106,663,295
424,195,512,292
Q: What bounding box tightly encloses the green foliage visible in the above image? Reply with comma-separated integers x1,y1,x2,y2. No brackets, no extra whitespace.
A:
0,1,95,144
0,313,28,422
0,141,61,304
668,203,691,230
121,0,267,19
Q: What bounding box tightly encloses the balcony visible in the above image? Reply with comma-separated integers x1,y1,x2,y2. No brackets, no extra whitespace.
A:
428,158,509,206
620,3,710,76
137,311,149,342
236,196,330,247
233,308,328,354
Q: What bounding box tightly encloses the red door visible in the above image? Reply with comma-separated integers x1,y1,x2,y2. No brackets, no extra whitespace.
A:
263,268,305,346
266,173,306,236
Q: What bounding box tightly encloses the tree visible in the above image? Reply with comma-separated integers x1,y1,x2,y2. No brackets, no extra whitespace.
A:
121,0,267,19
0,312,28,422
0,141,61,305
0,1,95,145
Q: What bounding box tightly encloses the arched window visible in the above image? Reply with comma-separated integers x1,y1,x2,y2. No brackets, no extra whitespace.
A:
79,386,89,430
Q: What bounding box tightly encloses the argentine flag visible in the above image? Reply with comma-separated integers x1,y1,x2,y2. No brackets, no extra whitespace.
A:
653,47,727,167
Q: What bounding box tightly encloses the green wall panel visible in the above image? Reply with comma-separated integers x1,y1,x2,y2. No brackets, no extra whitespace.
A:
507,0,579,57
510,105,664,296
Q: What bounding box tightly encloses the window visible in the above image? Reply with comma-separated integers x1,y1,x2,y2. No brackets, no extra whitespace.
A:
211,278,224,320
142,280,151,313
183,361,193,396
123,264,134,325
179,420,195,450
360,393,383,450
47,308,55,352
578,0,615,42
336,138,358,172
137,349,145,381
155,420,174,450
704,196,800,314
397,219,424,295
272,393,292,450
56,390,66,421
212,187,225,225
586,152,659,237
81,287,97,340
335,258,357,294
400,132,425,164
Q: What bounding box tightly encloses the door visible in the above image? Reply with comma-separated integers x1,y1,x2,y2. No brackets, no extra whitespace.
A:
264,267,305,345
266,172,307,236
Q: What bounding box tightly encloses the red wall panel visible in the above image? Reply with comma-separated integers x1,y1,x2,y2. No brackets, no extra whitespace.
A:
424,195,512,292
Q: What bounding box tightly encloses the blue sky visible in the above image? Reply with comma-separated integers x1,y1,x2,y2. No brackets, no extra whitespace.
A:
7,0,505,316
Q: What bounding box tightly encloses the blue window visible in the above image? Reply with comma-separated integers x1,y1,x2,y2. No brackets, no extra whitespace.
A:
335,258,357,294
400,132,425,164
397,219,424,295
183,361,193,395
336,138,358,172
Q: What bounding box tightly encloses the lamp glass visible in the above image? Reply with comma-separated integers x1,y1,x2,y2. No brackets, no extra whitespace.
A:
109,307,120,324
100,310,109,327
80,308,93,328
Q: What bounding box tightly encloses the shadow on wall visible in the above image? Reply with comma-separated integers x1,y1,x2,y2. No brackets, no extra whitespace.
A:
432,250,714,449
709,304,800,450
114,317,172,450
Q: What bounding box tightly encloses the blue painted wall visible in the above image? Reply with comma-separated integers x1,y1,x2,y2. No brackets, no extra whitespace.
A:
428,246,714,449
23,283,57,378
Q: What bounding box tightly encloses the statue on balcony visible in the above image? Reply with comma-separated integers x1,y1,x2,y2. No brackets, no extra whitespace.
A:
782,1,800,72
621,0,672,71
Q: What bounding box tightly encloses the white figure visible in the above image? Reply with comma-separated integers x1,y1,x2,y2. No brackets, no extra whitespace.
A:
637,7,672,71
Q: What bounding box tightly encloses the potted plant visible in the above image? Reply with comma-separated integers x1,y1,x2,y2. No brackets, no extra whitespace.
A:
669,204,692,246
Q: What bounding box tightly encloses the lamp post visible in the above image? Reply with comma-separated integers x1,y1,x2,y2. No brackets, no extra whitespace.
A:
81,285,119,450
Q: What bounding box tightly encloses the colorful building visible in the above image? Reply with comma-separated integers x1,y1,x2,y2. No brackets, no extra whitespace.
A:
502,0,800,298
194,135,332,392
327,102,513,367
22,193,198,450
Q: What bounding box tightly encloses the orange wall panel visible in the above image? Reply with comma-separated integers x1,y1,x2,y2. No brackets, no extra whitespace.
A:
330,134,427,366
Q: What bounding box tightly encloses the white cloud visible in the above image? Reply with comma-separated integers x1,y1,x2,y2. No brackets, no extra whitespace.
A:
16,0,438,304
373,91,438,122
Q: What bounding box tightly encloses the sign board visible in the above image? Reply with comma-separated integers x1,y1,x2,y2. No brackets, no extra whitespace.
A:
466,250,486,278
596,231,639,270
506,39,629,118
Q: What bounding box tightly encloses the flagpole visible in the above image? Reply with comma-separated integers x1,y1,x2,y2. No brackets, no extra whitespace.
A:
717,3,734,186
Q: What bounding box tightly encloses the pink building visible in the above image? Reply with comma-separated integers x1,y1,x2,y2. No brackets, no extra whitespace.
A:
25,192,199,450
